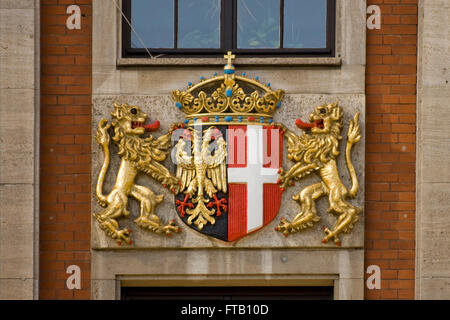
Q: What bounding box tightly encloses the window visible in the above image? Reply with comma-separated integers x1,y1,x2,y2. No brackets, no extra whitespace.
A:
122,0,336,57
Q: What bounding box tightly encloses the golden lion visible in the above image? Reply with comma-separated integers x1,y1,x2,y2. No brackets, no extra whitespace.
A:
94,103,180,245
275,103,362,245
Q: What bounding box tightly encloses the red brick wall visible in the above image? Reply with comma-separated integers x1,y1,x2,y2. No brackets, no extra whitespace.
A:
40,0,92,299
365,0,417,299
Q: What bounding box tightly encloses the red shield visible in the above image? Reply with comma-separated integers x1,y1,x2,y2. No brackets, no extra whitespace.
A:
174,124,283,242
226,125,283,241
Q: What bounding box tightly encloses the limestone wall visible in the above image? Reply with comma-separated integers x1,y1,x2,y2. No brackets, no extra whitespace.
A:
0,0,39,299
416,0,450,299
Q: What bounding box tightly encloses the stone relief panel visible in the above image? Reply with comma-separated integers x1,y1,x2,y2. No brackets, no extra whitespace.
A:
91,91,365,249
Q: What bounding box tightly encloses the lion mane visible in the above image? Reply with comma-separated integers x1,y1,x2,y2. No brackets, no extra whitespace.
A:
288,107,343,168
109,104,171,181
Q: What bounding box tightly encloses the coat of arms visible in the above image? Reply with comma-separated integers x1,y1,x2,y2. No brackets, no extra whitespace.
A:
171,52,285,242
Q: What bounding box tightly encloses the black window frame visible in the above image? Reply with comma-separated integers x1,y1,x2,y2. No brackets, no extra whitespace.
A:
122,0,336,58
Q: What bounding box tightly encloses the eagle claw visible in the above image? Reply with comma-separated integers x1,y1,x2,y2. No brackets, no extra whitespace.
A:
206,194,227,216
176,194,194,217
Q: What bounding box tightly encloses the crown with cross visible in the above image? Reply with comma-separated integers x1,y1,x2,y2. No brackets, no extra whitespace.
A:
172,52,285,126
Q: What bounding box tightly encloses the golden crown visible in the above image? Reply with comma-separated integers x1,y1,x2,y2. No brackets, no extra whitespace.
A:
172,52,285,126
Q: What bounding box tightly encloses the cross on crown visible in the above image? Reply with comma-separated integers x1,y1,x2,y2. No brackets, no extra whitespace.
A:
224,51,235,67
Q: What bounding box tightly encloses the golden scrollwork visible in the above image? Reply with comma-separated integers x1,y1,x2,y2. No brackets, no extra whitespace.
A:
93,103,181,245
173,126,228,230
261,90,285,114
275,103,362,246
195,91,216,113
172,90,199,114
243,91,265,111
211,83,246,112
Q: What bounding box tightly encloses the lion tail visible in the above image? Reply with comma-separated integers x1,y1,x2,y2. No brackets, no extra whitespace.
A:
95,131,111,207
346,112,361,198
346,141,358,198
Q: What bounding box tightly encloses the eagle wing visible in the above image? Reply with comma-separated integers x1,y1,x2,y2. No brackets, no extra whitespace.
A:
205,135,227,193
174,138,196,193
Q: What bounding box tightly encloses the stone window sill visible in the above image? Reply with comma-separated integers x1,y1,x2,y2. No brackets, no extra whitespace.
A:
116,57,342,67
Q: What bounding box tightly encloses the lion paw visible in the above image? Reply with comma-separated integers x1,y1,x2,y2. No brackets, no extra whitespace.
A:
135,215,181,237
322,226,341,246
134,215,159,229
163,177,181,195
275,217,293,236
95,119,111,147
163,219,181,237
169,122,185,134
114,228,132,245
96,218,132,246
277,169,292,190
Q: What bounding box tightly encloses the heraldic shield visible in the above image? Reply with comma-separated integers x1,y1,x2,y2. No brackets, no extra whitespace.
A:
171,52,285,242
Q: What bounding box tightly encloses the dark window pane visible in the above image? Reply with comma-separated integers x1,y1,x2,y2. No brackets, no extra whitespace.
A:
284,0,327,48
178,0,221,49
131,0,174,49
237,0,280,49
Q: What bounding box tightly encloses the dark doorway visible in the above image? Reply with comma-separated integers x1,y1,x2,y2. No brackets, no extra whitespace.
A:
121,286,333,300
